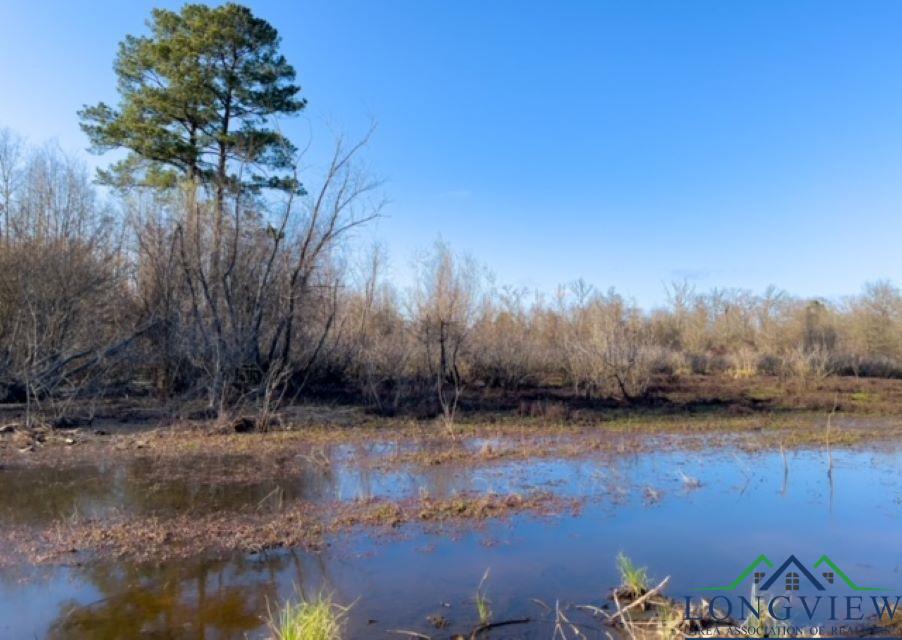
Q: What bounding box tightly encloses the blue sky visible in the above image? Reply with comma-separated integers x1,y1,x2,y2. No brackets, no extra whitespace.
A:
2,1,901,307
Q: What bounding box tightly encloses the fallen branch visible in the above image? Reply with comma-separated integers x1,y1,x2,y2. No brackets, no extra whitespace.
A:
613,593,636,640
469,617,530,638
609,576,670,623
575,603,607,617
553,600,588,640
388,630,432,640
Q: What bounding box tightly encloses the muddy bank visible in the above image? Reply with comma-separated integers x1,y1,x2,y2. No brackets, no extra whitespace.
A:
3,408,901,473
4,373,902,466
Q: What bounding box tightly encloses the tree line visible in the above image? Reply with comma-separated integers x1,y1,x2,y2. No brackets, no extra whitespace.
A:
0,3,900,423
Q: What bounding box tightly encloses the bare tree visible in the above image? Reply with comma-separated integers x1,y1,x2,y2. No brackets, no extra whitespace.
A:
345,247,414,414
0,127,23,245
470,285,544,389
411,242,482,425
128,128,383,416
558,284,654,401
0,142,129,419
261,129,384,406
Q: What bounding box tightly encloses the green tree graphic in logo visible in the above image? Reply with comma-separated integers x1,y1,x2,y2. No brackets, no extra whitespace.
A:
698,554,886,591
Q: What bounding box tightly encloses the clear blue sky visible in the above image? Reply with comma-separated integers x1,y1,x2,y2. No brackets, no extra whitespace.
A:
2,0,901,307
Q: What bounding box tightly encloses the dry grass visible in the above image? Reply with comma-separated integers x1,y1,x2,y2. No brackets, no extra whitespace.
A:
5,373,902,475
4,491,580,565
2,376,901,569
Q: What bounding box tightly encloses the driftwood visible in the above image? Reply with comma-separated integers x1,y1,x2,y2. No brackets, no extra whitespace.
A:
553,599,589,640
389,616,531,640
609,576,670,623
576,576,671,625
388,631,432,640
468,617,531,638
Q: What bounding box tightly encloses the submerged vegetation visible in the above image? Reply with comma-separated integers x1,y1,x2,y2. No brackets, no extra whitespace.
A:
2,489,579,565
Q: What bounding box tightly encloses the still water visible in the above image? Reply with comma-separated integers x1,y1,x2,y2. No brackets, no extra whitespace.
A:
0,440,900,638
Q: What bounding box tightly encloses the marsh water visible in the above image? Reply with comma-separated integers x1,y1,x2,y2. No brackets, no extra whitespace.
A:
1,436,901,639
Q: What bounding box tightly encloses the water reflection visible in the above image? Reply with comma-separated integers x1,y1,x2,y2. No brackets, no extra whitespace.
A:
49,556,274,639
0,455,339,526
0,443,900,638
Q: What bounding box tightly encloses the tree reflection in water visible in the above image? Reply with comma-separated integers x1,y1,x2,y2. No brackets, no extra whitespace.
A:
48,550,330,639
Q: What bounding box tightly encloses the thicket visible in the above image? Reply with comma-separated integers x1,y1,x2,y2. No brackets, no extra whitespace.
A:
1,128,900,422
1,2,899,422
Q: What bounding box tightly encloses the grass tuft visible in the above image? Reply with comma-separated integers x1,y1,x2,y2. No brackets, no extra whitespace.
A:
475,568,492,625
616,552,649,598
268,592,350,640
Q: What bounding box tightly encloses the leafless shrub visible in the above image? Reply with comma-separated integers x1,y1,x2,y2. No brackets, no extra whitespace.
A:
409,241,483,425
0,137,132,421
779,345,834,388
648,347,687,377
469,286,545,389
517,400,571,422
728,347,758,380
1,123,901,421
346,248,414,415
557,283,655,401
129,128,383,415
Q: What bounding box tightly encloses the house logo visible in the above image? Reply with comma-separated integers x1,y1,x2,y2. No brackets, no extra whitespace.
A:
698,553,886,593
682,554,899,635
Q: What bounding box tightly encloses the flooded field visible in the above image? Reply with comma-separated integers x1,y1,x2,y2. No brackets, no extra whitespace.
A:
1,425,900,639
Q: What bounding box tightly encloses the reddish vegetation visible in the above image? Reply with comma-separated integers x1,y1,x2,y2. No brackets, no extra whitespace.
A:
3,492,578,565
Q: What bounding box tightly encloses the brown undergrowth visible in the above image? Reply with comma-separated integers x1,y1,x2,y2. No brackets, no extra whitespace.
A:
2,491,579,566
3,410,900,476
